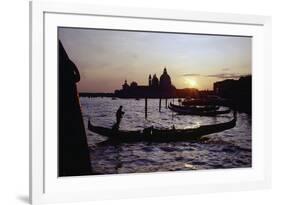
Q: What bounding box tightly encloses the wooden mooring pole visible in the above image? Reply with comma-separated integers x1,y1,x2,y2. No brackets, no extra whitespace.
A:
159,98,162,112
145,98,148,119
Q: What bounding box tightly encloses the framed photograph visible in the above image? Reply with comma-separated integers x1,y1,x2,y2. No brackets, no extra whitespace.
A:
30,1,271,204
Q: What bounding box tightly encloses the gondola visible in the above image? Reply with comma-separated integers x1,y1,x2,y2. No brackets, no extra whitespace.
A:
168,103,230,116
181,98,232,107
169,103,220,112
87,112,236,144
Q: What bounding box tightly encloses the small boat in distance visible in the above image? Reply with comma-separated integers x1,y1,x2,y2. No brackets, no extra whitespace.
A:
88,112,236,144
181,97,231,107
169,103,220,112
168,103,231,116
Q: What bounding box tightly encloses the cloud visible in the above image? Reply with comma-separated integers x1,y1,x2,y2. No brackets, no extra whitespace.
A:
221,68,230,71
183,72,250,79
206,73,248,79
183,73,201,77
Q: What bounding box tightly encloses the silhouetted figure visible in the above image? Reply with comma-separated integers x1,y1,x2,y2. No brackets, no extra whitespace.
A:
59,41,92,176
111,106,125,131
116,106,124,125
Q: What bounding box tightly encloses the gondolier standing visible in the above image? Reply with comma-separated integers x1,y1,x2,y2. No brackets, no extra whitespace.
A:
116,106,125,125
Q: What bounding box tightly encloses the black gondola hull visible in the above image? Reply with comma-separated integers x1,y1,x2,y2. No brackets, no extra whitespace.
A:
88,117,236,144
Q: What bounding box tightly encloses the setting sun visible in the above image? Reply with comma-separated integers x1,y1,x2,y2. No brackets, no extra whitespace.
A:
184,78,198,88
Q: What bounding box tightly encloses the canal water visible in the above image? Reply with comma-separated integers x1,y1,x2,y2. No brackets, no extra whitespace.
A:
80,97,251,175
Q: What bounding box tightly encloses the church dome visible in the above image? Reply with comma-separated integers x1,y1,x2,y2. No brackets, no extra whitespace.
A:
151,74,159,88
160,68,172,89
122,80,129,90
130,81,138,87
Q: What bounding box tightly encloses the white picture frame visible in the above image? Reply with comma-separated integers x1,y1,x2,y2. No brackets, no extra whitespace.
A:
30,1,272,204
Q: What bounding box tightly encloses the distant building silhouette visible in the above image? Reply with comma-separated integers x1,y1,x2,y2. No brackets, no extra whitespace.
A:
115,67,198,98
151,74,159,88
160,67,172,90
214,79,236,95
214,75,252,113
122,80,130,91
130,81,138,88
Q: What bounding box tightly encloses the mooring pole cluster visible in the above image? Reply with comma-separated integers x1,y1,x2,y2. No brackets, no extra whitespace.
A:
144,97,170,119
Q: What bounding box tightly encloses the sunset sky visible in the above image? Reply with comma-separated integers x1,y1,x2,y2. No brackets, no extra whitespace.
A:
59,27,251,92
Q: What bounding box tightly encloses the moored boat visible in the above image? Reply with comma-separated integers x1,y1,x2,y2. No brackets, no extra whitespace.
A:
169,103,220,112
181,97,231,107
168,103,231,116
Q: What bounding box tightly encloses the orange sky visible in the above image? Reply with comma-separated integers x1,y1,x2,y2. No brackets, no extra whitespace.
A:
59,28,251,92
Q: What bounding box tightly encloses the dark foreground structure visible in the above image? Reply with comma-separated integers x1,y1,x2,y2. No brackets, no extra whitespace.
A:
214,76,252,113
59,41,92,176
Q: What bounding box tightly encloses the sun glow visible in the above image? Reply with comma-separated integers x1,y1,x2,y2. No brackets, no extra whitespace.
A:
184,78,198,88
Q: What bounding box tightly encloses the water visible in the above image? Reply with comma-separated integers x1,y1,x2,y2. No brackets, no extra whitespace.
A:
80,97,251,175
